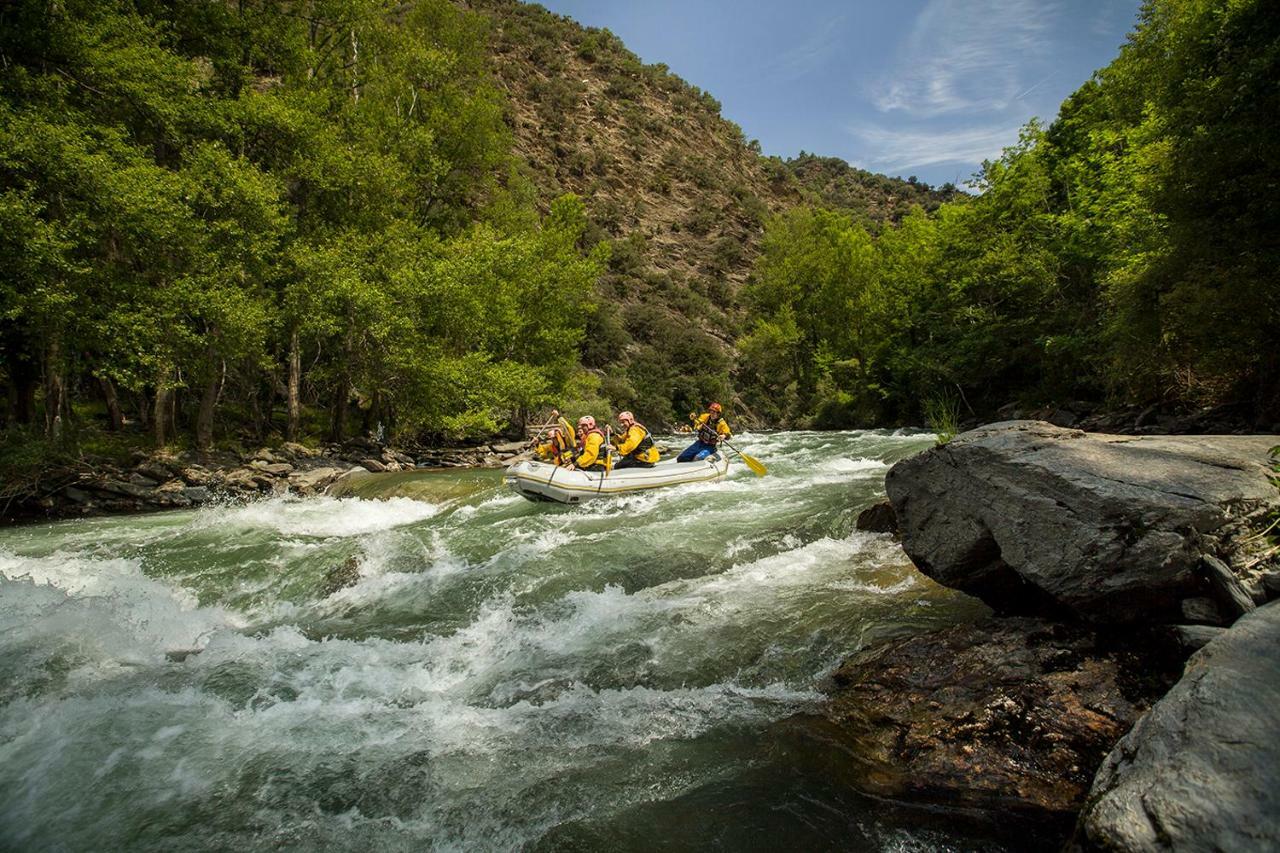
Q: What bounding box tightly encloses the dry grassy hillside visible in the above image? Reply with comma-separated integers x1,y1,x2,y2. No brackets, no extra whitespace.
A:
464,0,958,422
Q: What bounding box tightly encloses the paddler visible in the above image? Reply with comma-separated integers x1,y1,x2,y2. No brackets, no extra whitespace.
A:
534,425,574,466
611,411,659,469
677,402,731,462
566,415,609,472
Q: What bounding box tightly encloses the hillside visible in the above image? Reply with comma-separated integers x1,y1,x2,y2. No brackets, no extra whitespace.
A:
785,152,961,232
466,0,949,423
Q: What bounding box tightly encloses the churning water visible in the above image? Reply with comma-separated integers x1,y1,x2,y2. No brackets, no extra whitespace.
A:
0,431,995,851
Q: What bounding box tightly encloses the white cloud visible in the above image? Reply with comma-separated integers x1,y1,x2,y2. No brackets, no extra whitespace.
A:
847,121,1026,174
872,0,1060,117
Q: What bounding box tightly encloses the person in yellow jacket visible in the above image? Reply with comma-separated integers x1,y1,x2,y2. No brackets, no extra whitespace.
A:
677,402,731,462
566,415,609,472
611,411,659,469
534,425,574,466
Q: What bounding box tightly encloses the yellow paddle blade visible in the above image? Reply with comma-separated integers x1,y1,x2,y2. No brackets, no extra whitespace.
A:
740,452,767,477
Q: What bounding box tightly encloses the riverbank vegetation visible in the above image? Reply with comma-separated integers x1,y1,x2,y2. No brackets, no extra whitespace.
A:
1,0,604,457
739,0,1279,428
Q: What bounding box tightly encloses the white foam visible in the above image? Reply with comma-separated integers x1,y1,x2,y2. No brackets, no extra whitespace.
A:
184,494,440,538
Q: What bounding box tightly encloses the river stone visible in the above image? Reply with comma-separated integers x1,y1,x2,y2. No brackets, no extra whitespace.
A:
855,499,898,535
360,458,387,473
289,466,342,494
181,486,211,504
811,618,1181,834
885,421,1278,624
1078,601,1280,851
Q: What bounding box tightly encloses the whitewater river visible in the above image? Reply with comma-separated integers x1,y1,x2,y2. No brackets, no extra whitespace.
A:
0,431,995,851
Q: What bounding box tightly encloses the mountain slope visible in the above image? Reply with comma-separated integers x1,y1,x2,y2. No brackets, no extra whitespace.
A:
468,0,950,424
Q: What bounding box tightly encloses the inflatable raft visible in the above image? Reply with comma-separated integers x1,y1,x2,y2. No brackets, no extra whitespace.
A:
503,453,730,503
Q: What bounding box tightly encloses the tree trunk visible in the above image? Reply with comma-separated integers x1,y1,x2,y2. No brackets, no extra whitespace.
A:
43,335,68,438
137,389,150,430
154,369,172,446
287,328,301,441
100,376,124,431
329,378,347,443
195,360,223,452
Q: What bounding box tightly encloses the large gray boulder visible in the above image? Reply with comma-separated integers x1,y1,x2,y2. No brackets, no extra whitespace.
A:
885,421,1277,624
1078,601,1280,851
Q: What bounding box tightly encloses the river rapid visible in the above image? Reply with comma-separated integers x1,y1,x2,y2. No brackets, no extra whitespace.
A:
0,430,995,851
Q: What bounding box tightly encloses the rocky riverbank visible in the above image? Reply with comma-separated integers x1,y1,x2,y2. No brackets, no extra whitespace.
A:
1,436,532,525
813,421,1280,848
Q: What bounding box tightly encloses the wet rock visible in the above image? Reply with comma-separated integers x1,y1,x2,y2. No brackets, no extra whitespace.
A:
359,458,387,473
811,618,1182,833
855,499,898,535
181,486,211,504
1078,602,1280,852
128,472,159,488
885,421,1279,624
322,555,361,596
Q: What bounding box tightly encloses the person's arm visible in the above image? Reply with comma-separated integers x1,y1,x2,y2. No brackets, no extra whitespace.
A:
576,433,602,468
616,426,641,456
718,419,732,439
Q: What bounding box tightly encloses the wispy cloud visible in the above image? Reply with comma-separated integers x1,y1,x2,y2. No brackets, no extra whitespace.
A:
770,15,848,81
872,0,1060,117
847,121,1025,174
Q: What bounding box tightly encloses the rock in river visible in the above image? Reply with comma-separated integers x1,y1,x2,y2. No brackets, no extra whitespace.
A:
1077,601,1280,851
885,421,1278,624
810,618,1182,834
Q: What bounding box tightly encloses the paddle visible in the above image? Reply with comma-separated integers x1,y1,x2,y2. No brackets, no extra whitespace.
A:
688,413,767,477
723,440,767,477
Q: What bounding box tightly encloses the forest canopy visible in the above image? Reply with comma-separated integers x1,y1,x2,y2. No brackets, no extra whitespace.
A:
2,0,1277,456
1,0,604,450
738,0,1279,428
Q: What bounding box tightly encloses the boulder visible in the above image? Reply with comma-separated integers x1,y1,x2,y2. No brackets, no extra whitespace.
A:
289,466,342,494
855,499,898,535
491,440,529,454
181,486,211,504
249,460,294,477
1078,602,1280,851
281,441,320,458
359,458,387,473
180,465,212,486
885,421,1278,624
811,618,1181,831
321,555,361,596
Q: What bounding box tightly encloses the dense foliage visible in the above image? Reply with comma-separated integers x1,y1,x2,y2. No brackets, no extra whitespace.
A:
739,0,1280,428
0,0,604,449
3,0,1276,456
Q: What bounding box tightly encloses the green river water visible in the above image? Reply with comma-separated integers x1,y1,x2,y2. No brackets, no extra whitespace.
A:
0,430,998,851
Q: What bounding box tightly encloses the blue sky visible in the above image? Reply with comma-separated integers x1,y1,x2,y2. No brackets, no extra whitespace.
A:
533,0,1143,188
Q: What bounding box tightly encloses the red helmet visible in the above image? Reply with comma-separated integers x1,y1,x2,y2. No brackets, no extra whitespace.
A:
708,402,722,413
617,410,635,426
577,415,596,430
